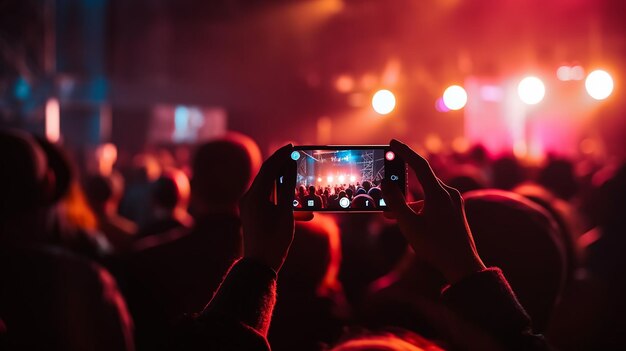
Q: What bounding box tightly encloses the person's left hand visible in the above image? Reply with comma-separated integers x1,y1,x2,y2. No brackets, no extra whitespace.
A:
239,144,297,273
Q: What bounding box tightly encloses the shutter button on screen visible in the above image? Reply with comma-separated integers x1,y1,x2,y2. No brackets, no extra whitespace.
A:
339,197,350,208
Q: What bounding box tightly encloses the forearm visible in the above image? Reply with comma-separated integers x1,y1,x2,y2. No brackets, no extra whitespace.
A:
441,268,550,350
200,258,277,336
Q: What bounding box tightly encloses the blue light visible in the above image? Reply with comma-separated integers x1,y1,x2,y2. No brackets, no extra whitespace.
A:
174,106,190,141
14,77,30,100
291,151,301,160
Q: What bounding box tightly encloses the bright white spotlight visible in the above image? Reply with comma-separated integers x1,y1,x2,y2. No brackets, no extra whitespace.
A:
372,89,396,115
442,85,468,110
327,176,334,183
518,76,545,105
317,177,322,182
349,175,356,182
338,175,345,183
586,69,614,100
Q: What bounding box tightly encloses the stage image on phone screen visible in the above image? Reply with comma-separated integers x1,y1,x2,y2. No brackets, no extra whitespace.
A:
286,147,404,211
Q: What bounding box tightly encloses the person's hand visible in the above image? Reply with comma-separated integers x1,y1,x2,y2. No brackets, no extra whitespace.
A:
239,144,296,273
382,139,486,284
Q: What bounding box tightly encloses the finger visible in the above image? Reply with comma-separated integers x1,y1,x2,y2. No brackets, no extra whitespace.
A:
277,157,297,209
383,201,424,219
437,178,463,206
390,139,445,200
249,144,293,198
294,212,314,221
408,200,425,214
382,178,415,223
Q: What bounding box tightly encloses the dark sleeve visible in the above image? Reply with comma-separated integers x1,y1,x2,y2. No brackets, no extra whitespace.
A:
171,258,277,351
441,267,551,351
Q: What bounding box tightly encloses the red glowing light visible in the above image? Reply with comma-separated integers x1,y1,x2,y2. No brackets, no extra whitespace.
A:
385,151,395,161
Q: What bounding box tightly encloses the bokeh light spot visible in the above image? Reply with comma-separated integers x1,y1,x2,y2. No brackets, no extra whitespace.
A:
517,76,545,105
372,89,396,115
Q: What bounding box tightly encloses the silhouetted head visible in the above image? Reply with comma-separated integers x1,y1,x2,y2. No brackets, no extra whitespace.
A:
33,135,73,203
191,132,262,212
280,214,342,296
464,189,565,332
362,180,372,192
345,188,354,198
0,130,51,227
331,330,441,351
492,155,524,190
84,175,114,211
352,194,375,209
368,187,383,203
308,185,316,196
152,170,190,211
445,164,487,194
538,157,578,200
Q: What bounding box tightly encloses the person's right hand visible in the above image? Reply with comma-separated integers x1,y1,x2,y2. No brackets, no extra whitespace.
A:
239,144,296,273
382,139,486,284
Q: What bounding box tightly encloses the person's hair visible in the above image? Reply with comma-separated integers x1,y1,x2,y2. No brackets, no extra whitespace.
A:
463,189,565,332
329,330,442,351
84,175,114,208
153,175,181,209
191,132,261,208
0,130,49,220
308,185,317,196
280,214,342,296
33,135,72,203
362,180,372,192
492,155,524,190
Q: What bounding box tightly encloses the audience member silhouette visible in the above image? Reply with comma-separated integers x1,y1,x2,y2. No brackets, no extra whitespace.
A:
120,132,262,350
0,130,133,350
136,170,191,238
84,172,137,252
268,214,349,351
463,190,566,332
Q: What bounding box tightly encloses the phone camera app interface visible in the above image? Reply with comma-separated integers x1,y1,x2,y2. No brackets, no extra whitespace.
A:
293,148,387,211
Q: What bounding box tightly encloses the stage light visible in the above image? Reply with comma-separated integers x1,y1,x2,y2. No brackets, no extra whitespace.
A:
442,85,467,110
45,98,60,142
327,176,334,183
586,69,613,100
385,151,395,161
317,177,322,182
372,89,396,115
571,66,585,80
338,175,345,183
517,76,545,105
335,75,354,93
556,66,571,81
350,175,356,182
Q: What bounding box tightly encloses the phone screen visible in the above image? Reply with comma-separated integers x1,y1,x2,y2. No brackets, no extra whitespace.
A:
280,145,406,212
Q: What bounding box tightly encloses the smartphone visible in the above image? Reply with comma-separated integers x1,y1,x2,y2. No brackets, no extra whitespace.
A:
278,145,406,212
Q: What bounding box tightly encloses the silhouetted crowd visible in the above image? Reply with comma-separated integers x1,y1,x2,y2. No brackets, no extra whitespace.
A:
1,128,626,350
295,181,384,209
